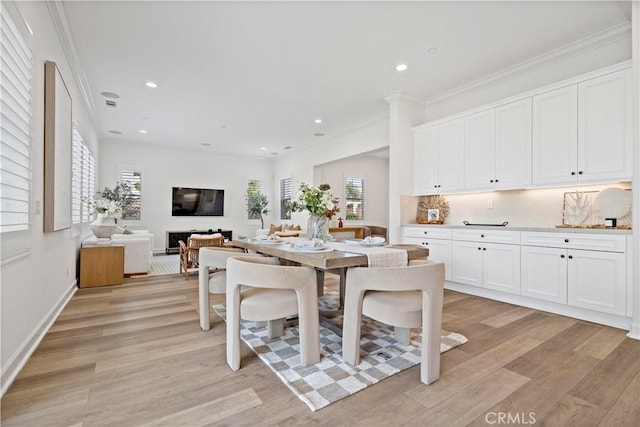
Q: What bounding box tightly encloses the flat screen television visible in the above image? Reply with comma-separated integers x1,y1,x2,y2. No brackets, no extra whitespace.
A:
172,187,224,216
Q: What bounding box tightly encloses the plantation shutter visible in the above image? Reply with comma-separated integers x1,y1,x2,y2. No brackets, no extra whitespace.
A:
280,178,292,220
1,1,33,261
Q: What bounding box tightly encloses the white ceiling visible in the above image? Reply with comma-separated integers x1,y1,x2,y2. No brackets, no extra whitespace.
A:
61,1,631,158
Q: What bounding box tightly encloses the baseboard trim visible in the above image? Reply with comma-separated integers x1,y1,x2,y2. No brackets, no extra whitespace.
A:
1,281,77,397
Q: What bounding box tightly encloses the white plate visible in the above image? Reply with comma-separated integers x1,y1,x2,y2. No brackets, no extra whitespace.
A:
251,238,284,244
291,246,333,253
360,241,385,247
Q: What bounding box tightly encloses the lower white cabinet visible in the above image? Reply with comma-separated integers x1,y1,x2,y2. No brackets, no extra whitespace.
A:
451,240,520,294
568,249,626,316
521,245,568,303
404,235,452,280
521,245,626,315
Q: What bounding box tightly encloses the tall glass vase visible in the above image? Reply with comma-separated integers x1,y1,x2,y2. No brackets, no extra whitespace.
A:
307,214,330,241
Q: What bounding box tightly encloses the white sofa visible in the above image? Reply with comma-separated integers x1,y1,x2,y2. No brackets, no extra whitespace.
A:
84,230,154,275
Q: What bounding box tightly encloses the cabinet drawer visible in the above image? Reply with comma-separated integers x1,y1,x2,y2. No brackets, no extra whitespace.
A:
521,232,625,252
452,229,520,245
404,227,451,240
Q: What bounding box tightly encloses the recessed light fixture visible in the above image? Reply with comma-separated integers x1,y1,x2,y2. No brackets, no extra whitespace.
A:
313,133,325,137
395,63,408,72
139,129,148,134
261,147,267,150
145,81,158,88
108,130,122,135
283,146,292,150
200,143,211,146
271,152,279,155
314,118,322,124
100,91,120,99
427,48,438,55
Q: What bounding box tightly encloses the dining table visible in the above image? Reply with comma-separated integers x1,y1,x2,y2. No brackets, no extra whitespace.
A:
230,237,429,309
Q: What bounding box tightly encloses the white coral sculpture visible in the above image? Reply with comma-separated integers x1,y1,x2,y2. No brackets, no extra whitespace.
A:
564,191,590,226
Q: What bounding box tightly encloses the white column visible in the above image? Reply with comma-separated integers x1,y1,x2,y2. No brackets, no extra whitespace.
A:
628,1,640,340
385,92,425,243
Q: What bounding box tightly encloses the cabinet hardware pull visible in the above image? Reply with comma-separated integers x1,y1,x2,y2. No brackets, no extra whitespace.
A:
560,254,565,258
495,179,499,182
477,247,481,250
490,180,494,183
564,239,569,243
571,171,576,176
481,234,485,238
482,248,486,251
568,255,573,259
578,171,583,175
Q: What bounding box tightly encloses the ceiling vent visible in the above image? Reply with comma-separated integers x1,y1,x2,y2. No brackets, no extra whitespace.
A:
105,100,116,108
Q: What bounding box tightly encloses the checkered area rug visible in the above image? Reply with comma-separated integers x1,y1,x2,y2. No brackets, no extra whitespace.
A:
214,292,467,411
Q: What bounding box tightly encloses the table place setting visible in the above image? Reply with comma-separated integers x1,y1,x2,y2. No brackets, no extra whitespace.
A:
248,235,285,245
283,238,334,253
325,238,408,267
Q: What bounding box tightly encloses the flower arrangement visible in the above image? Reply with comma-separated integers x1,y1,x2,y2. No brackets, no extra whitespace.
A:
289,182,340,219
87,182,133,219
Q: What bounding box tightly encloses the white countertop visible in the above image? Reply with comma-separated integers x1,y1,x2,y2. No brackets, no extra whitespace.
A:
403,223,632,235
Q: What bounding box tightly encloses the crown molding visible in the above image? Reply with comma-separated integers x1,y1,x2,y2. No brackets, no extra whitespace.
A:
46,1,100,134
384,90,424,106
426,22,632,106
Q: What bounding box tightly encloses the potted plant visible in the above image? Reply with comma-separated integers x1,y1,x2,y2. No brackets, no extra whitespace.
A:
246,190,270,229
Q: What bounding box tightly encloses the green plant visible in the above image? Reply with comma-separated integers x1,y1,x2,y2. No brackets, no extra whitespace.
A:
289,183,340,219
246,192,269,228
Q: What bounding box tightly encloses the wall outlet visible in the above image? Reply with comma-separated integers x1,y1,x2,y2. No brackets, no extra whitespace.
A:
486,199,493,209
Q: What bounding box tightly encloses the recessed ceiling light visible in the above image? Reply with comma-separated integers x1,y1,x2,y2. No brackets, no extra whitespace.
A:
200,143,211,146
100,91,120,99
314,118,322,124
139,129,148,134
260,147,267,150
396,63,408,72
145,81,158,88
427,48,438,55
271,152,279,155
283,146,292,150
314,133,325,137
108,130,122,135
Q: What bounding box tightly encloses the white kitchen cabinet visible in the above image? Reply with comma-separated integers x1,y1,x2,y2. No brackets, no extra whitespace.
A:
494,98,532,189
464,99,532,192
451,237,521,294
568,249,626,316
521,245,568,304
403,227,452,280
577,69,633,183
464,109,495,191
521,232,627,315
413,118,464,195
532,68,632,186
532,85,578,185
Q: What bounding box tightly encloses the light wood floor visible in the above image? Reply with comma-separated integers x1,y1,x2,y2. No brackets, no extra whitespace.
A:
2,272,638,426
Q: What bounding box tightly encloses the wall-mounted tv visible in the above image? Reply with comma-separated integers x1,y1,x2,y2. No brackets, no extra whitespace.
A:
172,187,224,216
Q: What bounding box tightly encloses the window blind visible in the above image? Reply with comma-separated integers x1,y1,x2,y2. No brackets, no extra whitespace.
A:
71,128,83,225
280,178,292,220
82,144,95,223
345,177,364,220
1,1,32,261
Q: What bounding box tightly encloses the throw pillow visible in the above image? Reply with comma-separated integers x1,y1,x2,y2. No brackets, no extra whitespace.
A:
282,223,292,231
269,224,282,235
292,225,302,231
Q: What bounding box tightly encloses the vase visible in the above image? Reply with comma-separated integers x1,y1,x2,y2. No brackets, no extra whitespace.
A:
307,214,331,241
90,215,118,239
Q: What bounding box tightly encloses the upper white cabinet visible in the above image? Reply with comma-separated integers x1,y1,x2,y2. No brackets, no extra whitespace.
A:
414,118,464,194
577,69,633,182
464,99,532,191
532,68,632,185
415,63,632,194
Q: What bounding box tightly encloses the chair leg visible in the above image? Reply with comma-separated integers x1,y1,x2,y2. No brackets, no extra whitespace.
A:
394,327,411,345
267,318,285,338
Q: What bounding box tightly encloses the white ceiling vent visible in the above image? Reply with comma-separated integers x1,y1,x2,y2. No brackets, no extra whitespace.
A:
105,100,116,107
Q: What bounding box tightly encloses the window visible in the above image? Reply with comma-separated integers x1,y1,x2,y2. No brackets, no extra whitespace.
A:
71,126,96,228
345,177,364,220
247,178,261,220
280,178,292,220
120,169,141,220
1,1,33,261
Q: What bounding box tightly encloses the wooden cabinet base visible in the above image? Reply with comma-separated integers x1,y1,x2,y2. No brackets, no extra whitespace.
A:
80,245,125,288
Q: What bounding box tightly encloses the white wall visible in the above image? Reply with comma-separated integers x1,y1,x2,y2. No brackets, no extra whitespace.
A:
315,154,389,228
99,139,273,251
272,117,389,226
1,1,100,395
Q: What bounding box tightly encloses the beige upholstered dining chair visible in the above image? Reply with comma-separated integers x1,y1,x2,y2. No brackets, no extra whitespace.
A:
226,255,320,371
178,234,224,279
197,246,248,331
342,259,445,385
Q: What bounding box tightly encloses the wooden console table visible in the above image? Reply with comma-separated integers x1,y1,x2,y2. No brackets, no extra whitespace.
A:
79,245,125,288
